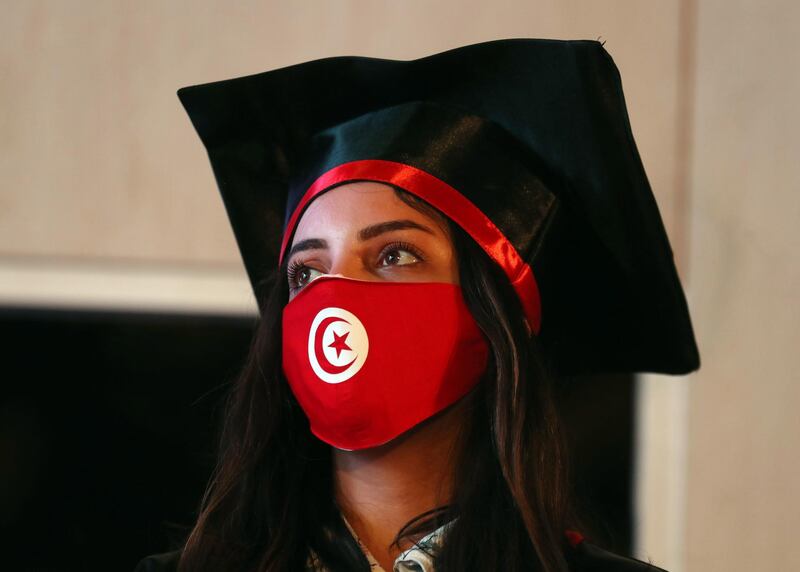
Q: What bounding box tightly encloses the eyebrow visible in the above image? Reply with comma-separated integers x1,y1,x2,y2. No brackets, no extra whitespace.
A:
287,219,435,259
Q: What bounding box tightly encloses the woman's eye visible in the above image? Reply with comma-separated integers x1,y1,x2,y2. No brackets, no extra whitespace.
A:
291,265,323,289
380,248,419,267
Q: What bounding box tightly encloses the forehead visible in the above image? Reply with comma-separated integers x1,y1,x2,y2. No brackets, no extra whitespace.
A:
291,181,443,240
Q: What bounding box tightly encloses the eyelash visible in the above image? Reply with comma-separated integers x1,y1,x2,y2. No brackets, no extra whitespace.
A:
286,241,425,292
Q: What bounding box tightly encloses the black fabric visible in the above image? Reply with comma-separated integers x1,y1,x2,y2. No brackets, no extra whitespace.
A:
134,550,180,572
177,37,699,376
132,542,668,572
567,542,667,571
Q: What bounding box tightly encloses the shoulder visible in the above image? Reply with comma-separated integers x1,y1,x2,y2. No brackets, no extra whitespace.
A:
568,541,667,572
133,550,181,572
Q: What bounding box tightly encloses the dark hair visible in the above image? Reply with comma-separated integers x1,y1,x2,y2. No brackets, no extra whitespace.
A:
178,188,574,572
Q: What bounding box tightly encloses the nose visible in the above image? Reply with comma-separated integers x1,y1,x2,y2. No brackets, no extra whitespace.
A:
327,251,376,282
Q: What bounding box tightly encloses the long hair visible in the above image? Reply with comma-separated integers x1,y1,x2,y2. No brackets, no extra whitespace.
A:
178,188,573,572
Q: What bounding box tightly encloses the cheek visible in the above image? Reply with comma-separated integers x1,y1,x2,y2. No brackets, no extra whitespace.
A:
447,254,460,285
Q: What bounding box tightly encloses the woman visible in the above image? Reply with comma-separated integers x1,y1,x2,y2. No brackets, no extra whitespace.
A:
137,39,699,571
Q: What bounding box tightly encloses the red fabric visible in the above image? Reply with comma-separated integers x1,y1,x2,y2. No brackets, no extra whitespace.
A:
282,276,489,450
565,530,585,548
279,160,542,333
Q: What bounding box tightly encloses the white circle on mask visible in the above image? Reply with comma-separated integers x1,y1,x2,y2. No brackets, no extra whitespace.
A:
307,307,369,384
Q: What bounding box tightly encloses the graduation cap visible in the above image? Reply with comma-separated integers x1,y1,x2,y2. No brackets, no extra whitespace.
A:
177,38,699,376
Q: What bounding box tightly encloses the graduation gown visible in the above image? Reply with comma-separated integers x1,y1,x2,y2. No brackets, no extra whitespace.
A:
134,540,668,572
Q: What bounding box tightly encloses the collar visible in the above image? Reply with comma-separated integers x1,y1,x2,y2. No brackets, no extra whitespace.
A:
342,517,452,572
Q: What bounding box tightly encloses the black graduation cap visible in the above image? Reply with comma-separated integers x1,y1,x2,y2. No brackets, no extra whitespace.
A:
177,38,699,376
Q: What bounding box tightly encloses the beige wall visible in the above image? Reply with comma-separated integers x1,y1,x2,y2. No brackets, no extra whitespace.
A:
2,1,798,570
1,0,683,267
684,0,800,569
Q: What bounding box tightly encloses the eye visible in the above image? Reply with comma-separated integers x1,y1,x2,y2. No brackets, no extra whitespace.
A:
379,243,422,267
288,262,323,291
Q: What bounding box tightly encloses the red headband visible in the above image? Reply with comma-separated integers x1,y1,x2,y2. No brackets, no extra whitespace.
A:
279,159,541,334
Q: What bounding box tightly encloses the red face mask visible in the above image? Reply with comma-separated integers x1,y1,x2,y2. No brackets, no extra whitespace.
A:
281,276,489,450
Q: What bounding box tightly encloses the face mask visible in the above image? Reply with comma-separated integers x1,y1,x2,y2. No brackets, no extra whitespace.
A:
282,276,489,450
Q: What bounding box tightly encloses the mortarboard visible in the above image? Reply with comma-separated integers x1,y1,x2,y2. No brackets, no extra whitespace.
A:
177,38,700,376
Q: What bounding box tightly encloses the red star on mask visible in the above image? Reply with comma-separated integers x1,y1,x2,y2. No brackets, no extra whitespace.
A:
328,330,352,359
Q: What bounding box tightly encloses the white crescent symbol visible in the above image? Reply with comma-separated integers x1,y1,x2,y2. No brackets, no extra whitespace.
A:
307,307,369,384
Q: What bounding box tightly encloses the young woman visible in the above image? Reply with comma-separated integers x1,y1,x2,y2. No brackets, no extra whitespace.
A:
136,39,699,572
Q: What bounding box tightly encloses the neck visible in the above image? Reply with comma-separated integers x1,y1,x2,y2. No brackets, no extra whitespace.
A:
333,400,468,571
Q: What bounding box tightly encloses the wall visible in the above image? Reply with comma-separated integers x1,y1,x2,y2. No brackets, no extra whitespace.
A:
683,1,800,569
1,1,683,275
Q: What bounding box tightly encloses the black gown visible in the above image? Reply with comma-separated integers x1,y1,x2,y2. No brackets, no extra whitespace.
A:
134,541,668,572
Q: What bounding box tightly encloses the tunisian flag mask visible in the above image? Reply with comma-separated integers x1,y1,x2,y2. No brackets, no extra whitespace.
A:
282,276,489,450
